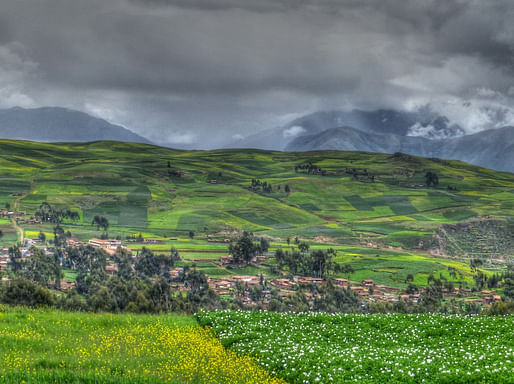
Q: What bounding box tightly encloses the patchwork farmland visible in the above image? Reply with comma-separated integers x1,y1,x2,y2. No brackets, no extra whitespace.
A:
0,140,512,299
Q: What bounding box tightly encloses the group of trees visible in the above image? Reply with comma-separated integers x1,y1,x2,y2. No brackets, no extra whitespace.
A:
274,247,339,278
7,245,61,289
35,202,80,223
91,215,109,232
228,232,269,264
345,167,375,182
295,162,324,175
425,171,439,187
249,179,273,193
1,241,221,313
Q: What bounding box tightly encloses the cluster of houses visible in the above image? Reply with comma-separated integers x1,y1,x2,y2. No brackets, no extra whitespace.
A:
0,209,41,225
0,235,505,308
203,274,503,307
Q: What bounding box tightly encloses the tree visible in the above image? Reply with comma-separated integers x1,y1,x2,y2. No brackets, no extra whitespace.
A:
115,247,134,281
170,247,180,265
504,276,514,300
259,238,269,253
285,184,291,193
24,246,61,288
229,232,259,264
473,270,487,290
92,215,109,231
53,225,67,248
298,242,310,253
189,231,195,239
135,247,174,281
470,257,484,272
406,283,419,294
249,285,264,303
38,231,46,242
425,171,439,188
406,273,414,283
73,246,108,294
340,263,354,277
275,248,338,279
0,278,54,307
8,245,23,274
419,284,443,310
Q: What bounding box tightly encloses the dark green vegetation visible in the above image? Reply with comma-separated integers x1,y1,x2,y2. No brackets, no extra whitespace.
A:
199,310,514,384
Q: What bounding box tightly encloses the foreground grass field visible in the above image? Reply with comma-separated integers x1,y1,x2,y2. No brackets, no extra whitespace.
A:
0,307,283,384
198,310,514,384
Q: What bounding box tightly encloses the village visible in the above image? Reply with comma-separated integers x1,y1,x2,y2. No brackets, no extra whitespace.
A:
0,233,502,308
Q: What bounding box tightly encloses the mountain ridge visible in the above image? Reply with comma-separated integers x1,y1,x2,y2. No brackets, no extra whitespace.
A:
0,106,151,144
286,125,514,173
229,109,465,150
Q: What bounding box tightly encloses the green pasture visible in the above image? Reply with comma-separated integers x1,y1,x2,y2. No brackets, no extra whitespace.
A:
0,139,511,267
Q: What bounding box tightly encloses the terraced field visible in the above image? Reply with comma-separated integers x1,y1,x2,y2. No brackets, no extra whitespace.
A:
0,140,512,282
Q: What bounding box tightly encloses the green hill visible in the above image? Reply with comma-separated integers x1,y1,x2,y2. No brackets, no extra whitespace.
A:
0,139,513,280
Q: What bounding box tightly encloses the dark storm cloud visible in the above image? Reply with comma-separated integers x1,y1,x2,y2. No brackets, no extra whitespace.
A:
0,0,513,147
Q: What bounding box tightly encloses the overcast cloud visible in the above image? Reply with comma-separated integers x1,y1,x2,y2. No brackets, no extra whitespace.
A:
0,0,513,147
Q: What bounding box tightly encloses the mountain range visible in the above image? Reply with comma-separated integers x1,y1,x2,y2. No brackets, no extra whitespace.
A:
229,109,465,150
285,125,514,173
0,107,151,144
230,109,514,173
1,106,512,173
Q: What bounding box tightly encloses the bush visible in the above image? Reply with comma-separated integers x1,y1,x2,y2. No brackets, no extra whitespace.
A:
0,278,55,307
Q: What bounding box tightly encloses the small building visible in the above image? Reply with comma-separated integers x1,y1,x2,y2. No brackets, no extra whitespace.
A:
105,264,119,275
88,238,123,250
334,278,349,287
296,276,324,285
272,278,296,289
170,267,184,279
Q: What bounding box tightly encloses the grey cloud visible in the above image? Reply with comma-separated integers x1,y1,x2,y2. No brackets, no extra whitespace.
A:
0,0,513,148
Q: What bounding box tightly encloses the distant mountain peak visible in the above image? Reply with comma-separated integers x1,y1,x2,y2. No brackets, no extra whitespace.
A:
227,108,465,151
0,106,152,144
286,125,514,173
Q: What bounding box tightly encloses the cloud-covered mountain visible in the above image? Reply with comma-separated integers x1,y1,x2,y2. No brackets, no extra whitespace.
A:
286,125,514,173
0,107,151,144
229,109,464,150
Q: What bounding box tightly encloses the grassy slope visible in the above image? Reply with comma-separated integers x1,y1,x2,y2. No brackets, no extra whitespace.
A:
0,139,513,286
0,306,283,384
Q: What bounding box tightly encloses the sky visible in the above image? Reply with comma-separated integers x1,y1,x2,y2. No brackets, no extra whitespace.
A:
1,0,514,148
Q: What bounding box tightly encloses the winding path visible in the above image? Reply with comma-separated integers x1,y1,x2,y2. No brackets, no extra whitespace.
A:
11,177,35,245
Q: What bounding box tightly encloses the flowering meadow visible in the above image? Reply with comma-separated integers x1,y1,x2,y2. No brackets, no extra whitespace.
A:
0,307,284,384
198,310,514,384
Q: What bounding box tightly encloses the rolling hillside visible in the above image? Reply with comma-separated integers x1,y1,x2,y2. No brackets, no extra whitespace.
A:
0,139,513,268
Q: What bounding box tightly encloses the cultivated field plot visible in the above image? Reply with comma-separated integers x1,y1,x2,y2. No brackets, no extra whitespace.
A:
0,140,511,247
199,311,514,384
0,307,284,384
